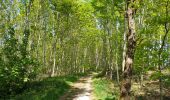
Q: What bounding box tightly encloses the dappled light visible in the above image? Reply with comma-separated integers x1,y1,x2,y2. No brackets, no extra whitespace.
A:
0,0,170,100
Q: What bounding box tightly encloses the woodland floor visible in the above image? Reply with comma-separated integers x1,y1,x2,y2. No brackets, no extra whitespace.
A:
59,75,94,100
11,72,170,100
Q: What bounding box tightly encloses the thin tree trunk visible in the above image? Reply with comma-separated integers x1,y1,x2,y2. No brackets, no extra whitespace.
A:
103,36,107,75
95,46,99,71
43,25,46,68
83,48,87,73
51,12,59,77
122,0,127,72
158,1,169,100
51,39,56,77
102,25,108,76
36,34,41,59
122,34,126,72
116,52,120,84
115,18,120,83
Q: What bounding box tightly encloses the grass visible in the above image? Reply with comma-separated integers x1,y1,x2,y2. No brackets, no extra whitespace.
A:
9,74,85,100
92,77,119,100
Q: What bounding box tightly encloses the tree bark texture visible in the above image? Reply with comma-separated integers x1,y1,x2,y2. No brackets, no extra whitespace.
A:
120,0,136,99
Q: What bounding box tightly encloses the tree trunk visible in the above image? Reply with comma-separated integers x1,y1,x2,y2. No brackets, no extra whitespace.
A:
83,48,87,73
120,0,136,99
51,39,56,77
51,12,60,77
158,1,169,100
122,0,127,72
115,19,120,84
116,52,120,84
95,47,99,71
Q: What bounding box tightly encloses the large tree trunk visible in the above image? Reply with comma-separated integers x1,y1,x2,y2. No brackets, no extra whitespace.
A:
120,0,136,99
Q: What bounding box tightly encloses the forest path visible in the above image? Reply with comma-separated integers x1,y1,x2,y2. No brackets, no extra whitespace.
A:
59,75,93,100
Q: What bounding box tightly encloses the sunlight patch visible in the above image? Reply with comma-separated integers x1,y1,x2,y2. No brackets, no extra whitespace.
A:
74,95,90,100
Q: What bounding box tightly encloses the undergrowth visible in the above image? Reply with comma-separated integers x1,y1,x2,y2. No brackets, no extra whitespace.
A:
92,77,119,100
8,74,86,100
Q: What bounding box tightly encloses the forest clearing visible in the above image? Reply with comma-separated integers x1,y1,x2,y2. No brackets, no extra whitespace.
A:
0,0,170,100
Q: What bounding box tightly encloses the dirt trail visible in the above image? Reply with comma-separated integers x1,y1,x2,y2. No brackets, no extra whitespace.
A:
59,76,93,100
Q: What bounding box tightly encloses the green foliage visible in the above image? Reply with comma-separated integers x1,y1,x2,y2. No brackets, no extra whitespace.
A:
11,74,82,100
164,75,170,87
0,0,170,99
0,27,39,98
150,71,163,80
92,78,118,100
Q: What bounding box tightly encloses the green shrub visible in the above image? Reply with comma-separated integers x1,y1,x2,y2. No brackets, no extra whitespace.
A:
0,27,39,98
